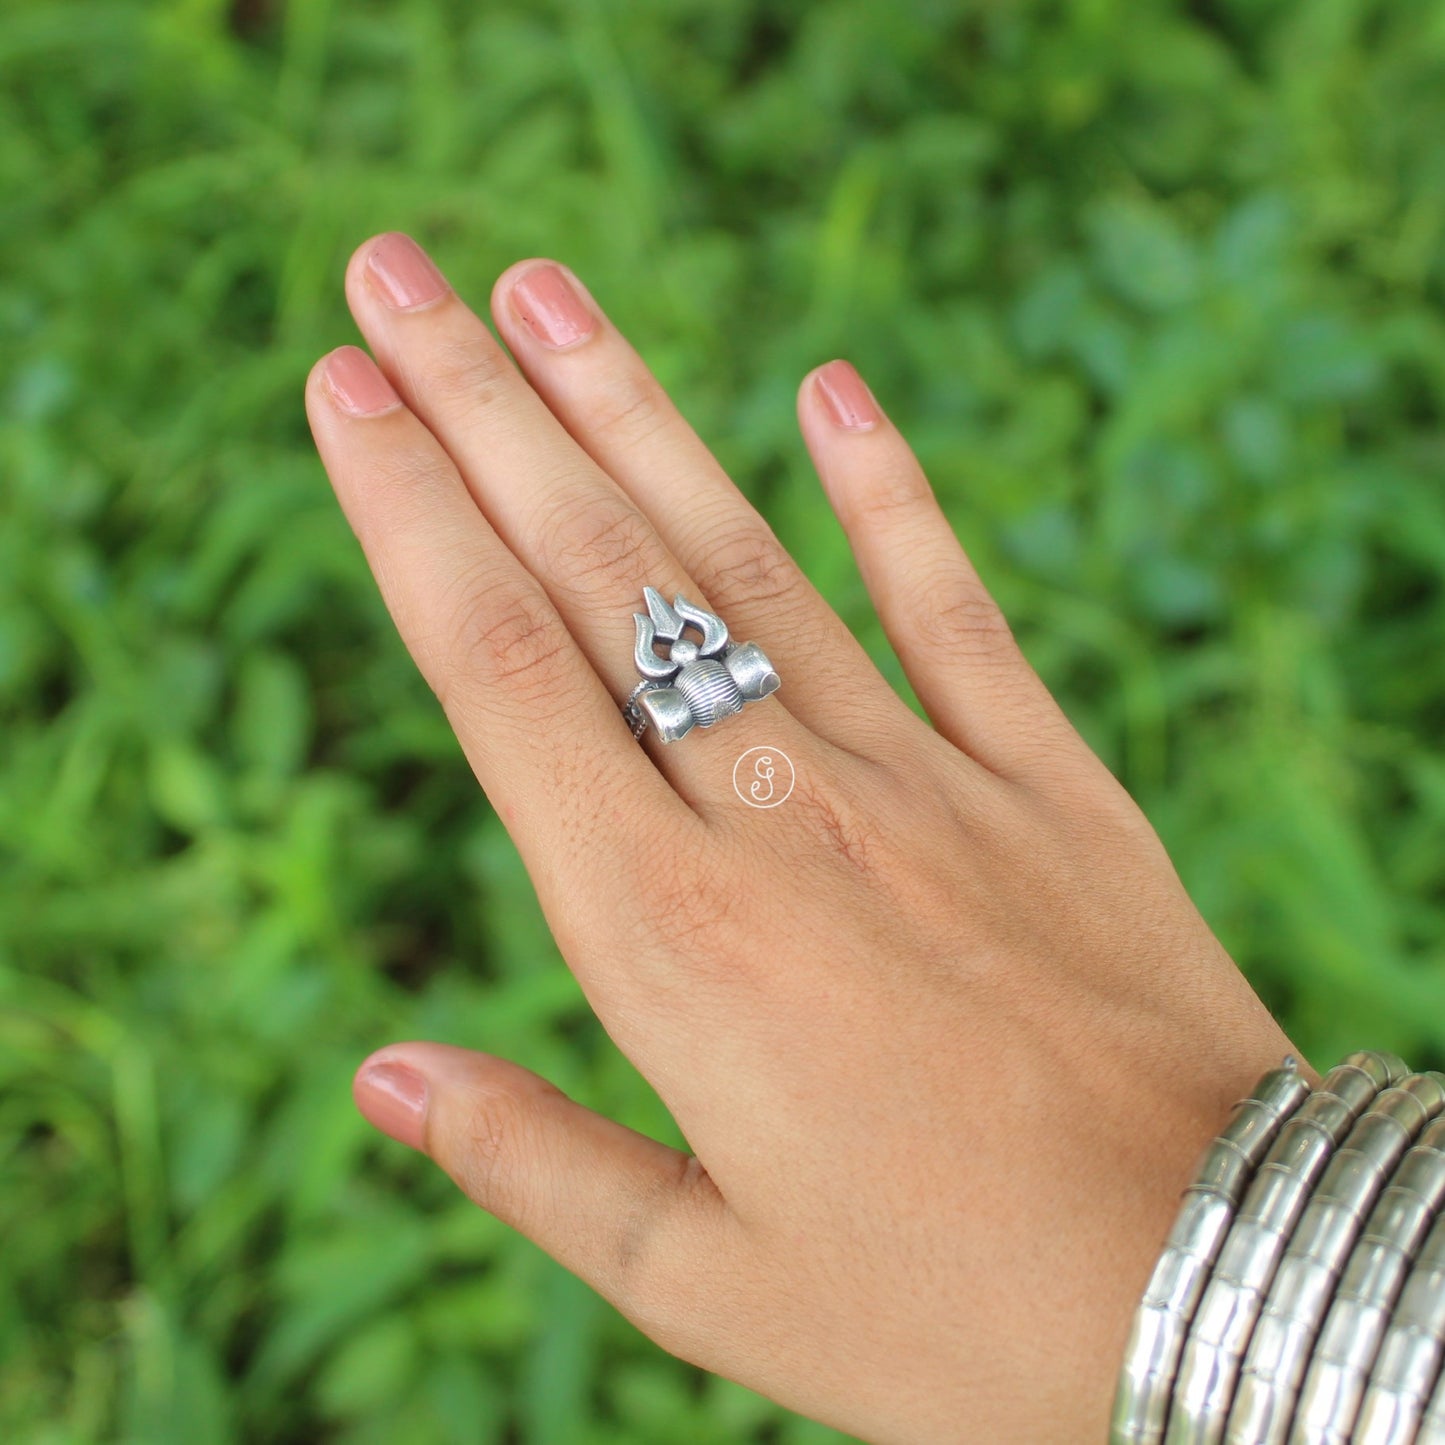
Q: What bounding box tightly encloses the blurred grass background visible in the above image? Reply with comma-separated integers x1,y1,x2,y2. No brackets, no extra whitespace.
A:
3,0,1445,1440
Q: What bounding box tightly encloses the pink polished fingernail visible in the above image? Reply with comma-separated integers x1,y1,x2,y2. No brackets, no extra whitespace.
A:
354,1061,428,1150
365,232,450,310
511,265,596,348
815,359,881,431
324,346,402,416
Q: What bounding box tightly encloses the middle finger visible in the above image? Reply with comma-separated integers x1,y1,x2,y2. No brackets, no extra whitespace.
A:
487,257,911,759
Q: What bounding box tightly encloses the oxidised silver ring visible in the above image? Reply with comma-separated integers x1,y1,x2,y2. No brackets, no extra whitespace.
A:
622,586,780,743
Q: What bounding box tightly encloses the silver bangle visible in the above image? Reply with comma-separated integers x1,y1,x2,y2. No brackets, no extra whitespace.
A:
1110,1050,1445,1445
1226,1072,1445,1444
1420,1307,1445,1441
1165,1052,1406,1444
1110,1058,1312,1444
1353,1203,1445,1441
1113,1051,1407,1445
1292,1114,1445,1443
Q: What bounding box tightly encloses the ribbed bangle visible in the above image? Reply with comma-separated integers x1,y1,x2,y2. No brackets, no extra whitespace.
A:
1227,1072,1445,1444
1110,1051,1425,1445
1293,1113,1445,1443
1419,1310,1445,1441
1353,1202,1445,1441
1110,1058,1312,1444
1165,1051,1407,1444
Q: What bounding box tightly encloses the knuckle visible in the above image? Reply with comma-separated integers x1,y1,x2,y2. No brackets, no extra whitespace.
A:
783,760,956,922
369,447,456,514
610,1154,723,1340
416,331,514,418
626,844,749,979
585,377,671,446
539,492,658,594
689,513,799,613
438,575,573,711
914,576,1017,658
853,460,930,521
453,1080,565,1216
787,772,886,881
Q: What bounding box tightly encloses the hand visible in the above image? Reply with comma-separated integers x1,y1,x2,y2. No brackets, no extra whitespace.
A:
304,232,1308,1444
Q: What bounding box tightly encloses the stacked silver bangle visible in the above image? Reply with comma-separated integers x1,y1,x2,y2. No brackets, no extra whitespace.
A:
1112,1051,1445,1443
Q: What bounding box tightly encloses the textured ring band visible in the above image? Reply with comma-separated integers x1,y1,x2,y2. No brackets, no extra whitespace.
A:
622,586,780,743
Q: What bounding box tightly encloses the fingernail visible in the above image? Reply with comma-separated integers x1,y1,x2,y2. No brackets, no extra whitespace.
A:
365,232,450,311
354,1061,428,1150
324,346,402,416
815,359,881,432
511,265,595,349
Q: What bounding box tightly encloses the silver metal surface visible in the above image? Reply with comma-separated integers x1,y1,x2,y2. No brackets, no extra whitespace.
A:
1163,1053,1405,1444
1225,1072,1445,1444
1110,1059,1311,1444
1194,1138,1257,1202
622,587,779,742
1291,1114,1445,1444
1354,1211,1445,1444
1421,1340,1445,1441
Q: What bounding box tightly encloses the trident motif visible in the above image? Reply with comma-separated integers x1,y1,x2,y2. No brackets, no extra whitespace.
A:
623,586,780,742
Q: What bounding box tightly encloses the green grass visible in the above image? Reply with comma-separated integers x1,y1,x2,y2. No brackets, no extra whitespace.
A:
3,0,1445,1440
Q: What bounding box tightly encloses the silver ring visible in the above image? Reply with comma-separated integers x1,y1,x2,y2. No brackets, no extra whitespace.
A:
622,586,780,743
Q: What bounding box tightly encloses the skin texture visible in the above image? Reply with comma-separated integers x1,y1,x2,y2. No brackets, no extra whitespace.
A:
303,233,1313,1444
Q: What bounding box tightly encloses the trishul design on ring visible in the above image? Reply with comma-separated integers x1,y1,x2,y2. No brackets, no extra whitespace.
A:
621,586,781,743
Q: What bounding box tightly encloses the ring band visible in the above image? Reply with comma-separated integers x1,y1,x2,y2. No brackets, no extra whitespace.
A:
622,586,781,743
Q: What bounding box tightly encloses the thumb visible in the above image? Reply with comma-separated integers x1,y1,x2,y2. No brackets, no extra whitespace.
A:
352,1041,736,1357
